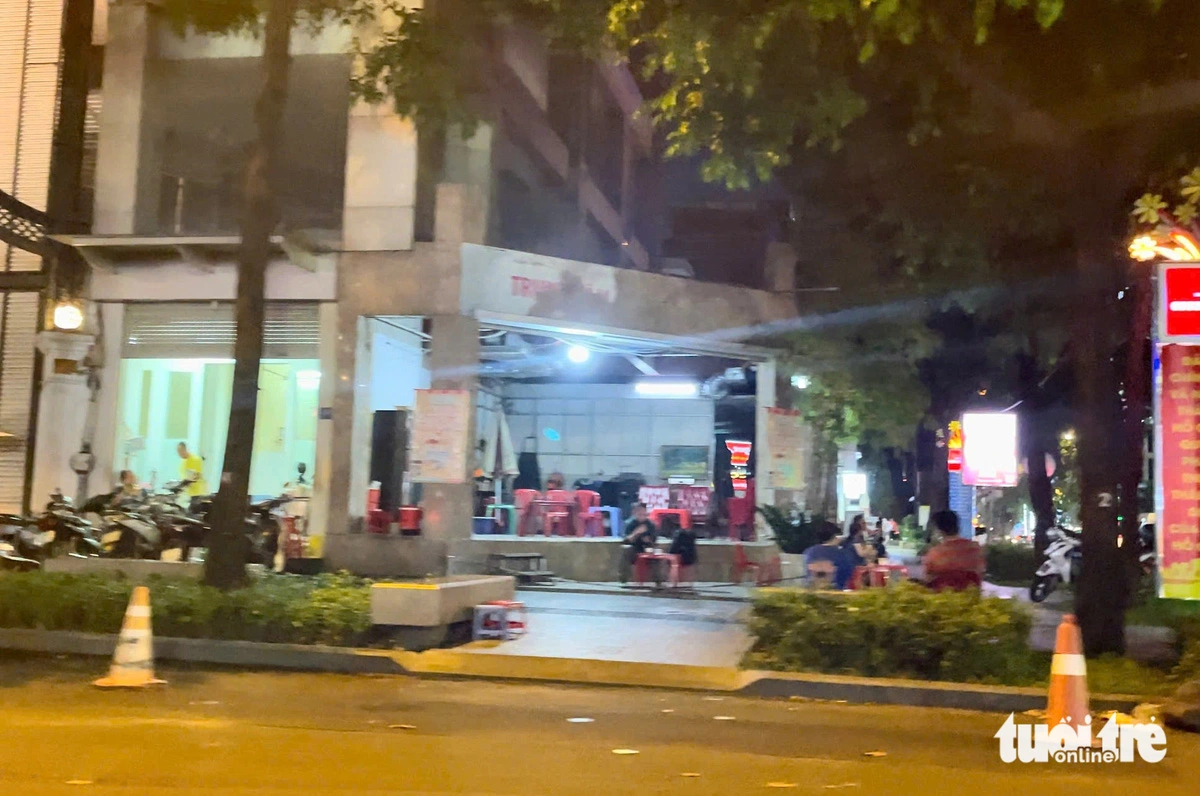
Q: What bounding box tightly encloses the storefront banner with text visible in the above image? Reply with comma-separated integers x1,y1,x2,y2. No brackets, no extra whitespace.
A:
1159,345,1200,599
411,389,471,484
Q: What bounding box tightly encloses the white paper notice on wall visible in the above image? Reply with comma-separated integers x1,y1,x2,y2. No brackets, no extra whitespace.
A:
411,389,471,484
765,408,809,491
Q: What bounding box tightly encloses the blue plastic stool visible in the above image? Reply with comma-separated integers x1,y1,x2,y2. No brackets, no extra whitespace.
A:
472,600,527,640
596,506,621,536
486,504,518,534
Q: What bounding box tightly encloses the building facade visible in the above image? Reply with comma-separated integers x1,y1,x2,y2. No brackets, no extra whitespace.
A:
49,2,803,576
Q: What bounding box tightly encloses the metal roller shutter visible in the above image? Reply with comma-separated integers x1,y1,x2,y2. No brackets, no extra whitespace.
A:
0,291,37,512
0,0,65,510
122,302,320,359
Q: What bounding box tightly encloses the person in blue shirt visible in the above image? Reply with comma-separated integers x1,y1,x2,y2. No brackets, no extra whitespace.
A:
805,521,854,589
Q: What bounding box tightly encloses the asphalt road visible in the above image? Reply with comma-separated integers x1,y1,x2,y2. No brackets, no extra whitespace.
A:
2,654,1197,795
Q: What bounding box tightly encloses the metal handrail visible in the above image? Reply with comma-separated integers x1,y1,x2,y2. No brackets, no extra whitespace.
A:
0,188,50,257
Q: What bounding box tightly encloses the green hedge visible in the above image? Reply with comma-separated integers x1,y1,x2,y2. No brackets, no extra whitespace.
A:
985,541,1038,585
0,572,372,646
745,583,1039,684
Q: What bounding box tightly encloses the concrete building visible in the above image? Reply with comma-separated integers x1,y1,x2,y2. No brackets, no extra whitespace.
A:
49,2,804,578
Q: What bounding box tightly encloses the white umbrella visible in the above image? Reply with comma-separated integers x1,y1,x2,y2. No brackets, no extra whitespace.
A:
482,409,519,504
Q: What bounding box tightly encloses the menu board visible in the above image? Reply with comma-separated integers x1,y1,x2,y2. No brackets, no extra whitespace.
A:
1160,345,1200,598
765,407,809,491
411,389,471,484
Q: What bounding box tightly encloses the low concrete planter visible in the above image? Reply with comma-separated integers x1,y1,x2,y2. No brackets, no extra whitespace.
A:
43,557,205,579
370,575,516,627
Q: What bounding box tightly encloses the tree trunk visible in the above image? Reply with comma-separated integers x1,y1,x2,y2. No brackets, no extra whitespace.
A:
203,0,294,590
1017,351,1055,560
807,441,838,518
1119,262,1153,601
1068,131,1155,655
1072,234,1127,655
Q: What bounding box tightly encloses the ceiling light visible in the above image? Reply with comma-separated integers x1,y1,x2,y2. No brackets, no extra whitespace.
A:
296,370,322,390
567,345,590,364
634,380,699,398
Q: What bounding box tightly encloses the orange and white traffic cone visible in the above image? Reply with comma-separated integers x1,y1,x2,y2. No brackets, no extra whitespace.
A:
94,585,166,688
1046,614,1088,731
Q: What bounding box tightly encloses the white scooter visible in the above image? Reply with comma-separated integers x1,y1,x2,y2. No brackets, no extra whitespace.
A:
1030,526,1082,603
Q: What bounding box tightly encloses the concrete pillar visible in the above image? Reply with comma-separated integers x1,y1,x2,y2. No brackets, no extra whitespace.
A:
30,331,96,507
764,242,797,295
305,301,338,540
419,314,479,545
90,303,124,495
325,299,361,542
92,3,150,234
442,124,494,242
347,316,374,520
433,183,489,248
755,358,778,535
342,101,418,251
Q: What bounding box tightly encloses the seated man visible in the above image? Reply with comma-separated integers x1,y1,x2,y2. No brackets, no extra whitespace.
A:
619,502,659,585
922,510,985,590
806,521,853,589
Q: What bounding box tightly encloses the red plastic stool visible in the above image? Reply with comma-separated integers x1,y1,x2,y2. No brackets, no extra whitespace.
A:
398,506,422,535
367,509,391,535
483,600,527,636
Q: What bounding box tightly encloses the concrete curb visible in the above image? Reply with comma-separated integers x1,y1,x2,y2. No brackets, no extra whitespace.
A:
738,671,1141,713
0,629,406,675
0,628,1142,713
519,584,752,603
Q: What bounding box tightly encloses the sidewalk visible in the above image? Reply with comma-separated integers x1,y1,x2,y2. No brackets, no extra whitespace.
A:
464,590,753,668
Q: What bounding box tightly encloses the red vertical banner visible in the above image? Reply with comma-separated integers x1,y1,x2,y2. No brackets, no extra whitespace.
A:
1159,344,1200,598
947,421,963,472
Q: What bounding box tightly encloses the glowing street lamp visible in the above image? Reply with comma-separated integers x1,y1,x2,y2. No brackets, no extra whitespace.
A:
52,300,84,331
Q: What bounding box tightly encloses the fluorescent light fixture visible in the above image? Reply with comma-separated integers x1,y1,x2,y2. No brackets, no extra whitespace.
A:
560,327,600,337
634,380,699,397
790,373,811,390
567,344,590,364
842,472,867,501
296,370,322,390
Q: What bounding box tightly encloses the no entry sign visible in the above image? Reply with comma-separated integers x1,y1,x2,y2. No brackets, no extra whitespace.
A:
1162,266,1200,339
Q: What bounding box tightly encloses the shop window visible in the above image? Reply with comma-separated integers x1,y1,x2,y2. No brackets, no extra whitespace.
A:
137,371,152,438
165,371,193,439
116,358,320,496
295,369,320,442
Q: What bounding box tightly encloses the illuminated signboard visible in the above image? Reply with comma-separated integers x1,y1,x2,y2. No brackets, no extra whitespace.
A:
961,412,1019,488
947,421,963,473
726,440,752,497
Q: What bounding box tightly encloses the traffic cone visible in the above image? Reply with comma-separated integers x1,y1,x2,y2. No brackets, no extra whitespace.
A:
94,586,166,688
1046,614,1088,731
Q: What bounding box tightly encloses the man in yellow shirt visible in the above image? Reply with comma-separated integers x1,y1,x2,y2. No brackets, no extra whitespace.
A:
176,442,207,497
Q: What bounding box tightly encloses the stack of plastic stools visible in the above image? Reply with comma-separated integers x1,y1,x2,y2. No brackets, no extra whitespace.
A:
472,600,527,641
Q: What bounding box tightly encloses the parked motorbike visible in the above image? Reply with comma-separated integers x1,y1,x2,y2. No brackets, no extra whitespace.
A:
0,514,42,570
1138,522,1156,577
37,491,103,558
1030,525,1082,602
